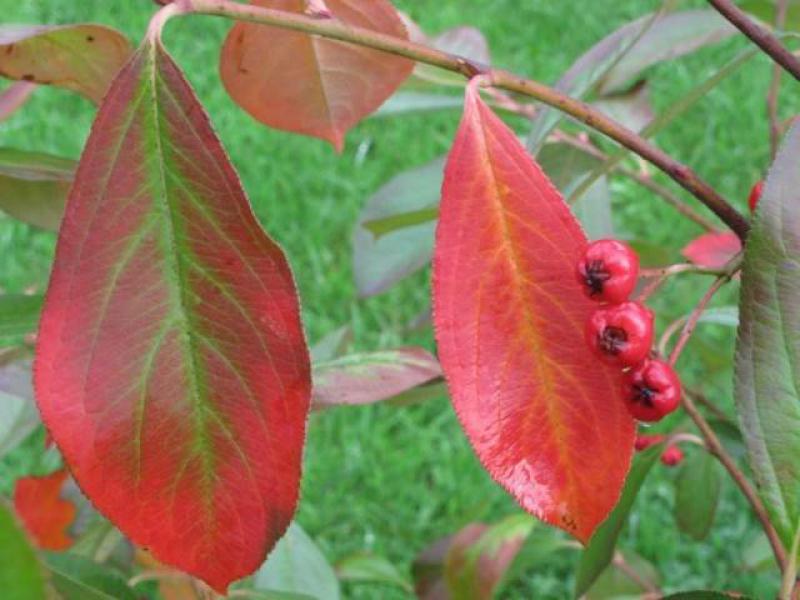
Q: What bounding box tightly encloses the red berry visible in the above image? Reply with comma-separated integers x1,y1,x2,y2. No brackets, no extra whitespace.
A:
660,445,684,466
575,240,639,304
748,180,764,213
634,434,665,451
623,359,682,422
585,301,654,366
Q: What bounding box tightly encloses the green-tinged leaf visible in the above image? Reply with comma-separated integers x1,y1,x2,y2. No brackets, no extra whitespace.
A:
386,380,447,407
0,148,74,230
592,80,654,132
628,239,675,268
363,207,438,238
70,519,125,563
596,10,733,93
0,24,132,103
34,37,311,593
734,121,800,551
0,360,38,457
527,9,661,150
707,418,746,460
309,326,353,363
377,91,463,116
584,552,659,600
741,0,800,30
568,46,759,204
695,307,740,328
0,294,43,341
254,523,340,600
675,451,722,540
499,527,575,596
0,502,47,600
335,553,412,592
574,444,663,598
43,552,136,600
412,516,535,600
409,20,491,88
352,157,443,296
312,348,441,410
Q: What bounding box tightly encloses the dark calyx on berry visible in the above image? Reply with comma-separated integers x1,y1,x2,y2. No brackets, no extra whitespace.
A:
585,301,653,367
575,239,639,304
624,358,682,422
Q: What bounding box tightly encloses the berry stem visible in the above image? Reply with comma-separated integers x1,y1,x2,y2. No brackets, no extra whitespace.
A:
682,390,788,572
637,262,727,303
707,0,800,82
155,0,751,240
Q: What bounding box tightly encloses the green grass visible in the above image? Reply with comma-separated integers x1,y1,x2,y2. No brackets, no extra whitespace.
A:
1,0,796,597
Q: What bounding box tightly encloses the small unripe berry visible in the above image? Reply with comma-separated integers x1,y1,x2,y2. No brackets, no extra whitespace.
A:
585,301,654,367
634,434,665,451
623,359,682,422
748,180,764,213
660,445,684,466
575,240,639,304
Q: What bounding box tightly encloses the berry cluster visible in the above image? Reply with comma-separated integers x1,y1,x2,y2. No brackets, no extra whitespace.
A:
576,240,682,423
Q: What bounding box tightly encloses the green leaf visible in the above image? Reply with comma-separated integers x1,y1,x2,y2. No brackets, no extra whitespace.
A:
363,207,438,239
574,444,663,598
0,148,74,231
674,451,722,540
352,157,443,296
0,502,47,600
734,121,800,551
377,91,463,117
499,527,575,595
335,553,412,592
254,523,340,600
0,294,43,342
43,552,136,600
584,551,659,600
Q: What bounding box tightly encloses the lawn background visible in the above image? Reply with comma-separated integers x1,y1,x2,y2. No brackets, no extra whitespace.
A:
1,0,795,597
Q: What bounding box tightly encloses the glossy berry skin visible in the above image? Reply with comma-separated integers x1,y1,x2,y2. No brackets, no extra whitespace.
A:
585,301,654,367
660,445,684,467
634,434,665,451
623,359,682,422
748,180,764,213
575,240,639,304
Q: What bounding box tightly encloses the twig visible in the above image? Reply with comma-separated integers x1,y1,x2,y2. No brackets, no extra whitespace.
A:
686,386,733,423
637,263,726,303
768,0,789,158
667,252,743,365
683,389,788,572
707,0,800,81
553,131,719,231
155,0,750,240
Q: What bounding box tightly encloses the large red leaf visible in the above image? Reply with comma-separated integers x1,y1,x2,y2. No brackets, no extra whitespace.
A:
13,469,76,551
219,0,413,151
433,83,635,543
34,35,311,592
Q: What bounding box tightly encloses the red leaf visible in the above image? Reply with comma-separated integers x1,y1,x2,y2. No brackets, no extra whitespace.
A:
433,83,635,542
682,231,741,269
13,469,76,551
219,0,414,151
34,37,311,592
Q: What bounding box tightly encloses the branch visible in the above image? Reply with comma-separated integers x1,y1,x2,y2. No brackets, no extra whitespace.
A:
158,0,751,240
553,131,719,231
708,0,800,81
683,389,788,572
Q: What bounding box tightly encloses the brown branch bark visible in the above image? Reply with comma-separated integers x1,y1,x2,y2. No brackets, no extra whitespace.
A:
708,0,800,81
